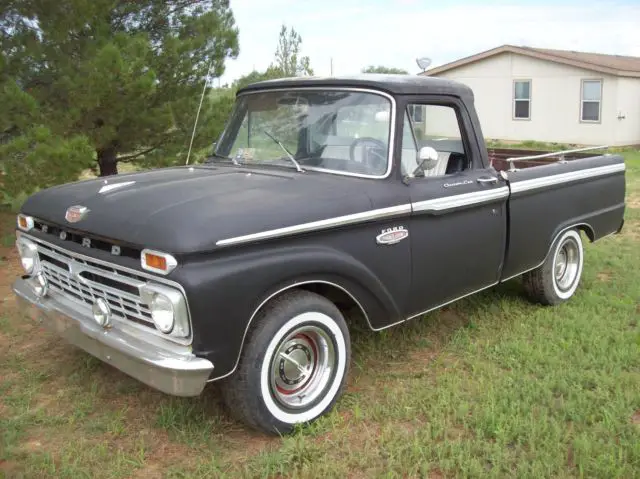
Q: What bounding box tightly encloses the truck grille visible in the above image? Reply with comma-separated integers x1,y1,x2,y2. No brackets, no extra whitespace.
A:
36,241,155,328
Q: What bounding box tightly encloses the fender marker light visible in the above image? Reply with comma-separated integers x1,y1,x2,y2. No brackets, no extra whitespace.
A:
17,214,35,232
141,249,177,275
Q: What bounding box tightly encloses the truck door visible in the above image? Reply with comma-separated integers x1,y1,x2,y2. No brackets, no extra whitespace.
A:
402,99,509,318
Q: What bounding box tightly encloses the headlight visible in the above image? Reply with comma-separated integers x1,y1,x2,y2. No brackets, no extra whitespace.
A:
150,293,175,333
16,237,39,275
140,284,189,338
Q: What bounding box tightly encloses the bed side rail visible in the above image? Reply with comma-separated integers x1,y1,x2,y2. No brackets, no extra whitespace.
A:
504,145,609,172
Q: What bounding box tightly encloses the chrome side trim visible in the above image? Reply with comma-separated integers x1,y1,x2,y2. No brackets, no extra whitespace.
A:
510,163,625,194
373,281,500,331
207,279,372,382
235,87,397,180
499,264,541,283
216,187,510,247
216,204,412,247
412,187,509,213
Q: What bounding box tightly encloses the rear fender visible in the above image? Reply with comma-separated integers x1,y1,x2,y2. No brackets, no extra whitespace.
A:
501,154,625,280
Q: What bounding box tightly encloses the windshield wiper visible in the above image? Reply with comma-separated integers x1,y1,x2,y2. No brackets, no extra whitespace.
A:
261,130,304,172
205,152,240,166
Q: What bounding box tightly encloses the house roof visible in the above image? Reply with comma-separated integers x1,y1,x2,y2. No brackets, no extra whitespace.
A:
422,45,640,78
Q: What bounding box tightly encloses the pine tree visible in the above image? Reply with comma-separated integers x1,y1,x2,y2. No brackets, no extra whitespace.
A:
233,25,314,91
1,0,239,177
362,66,409,74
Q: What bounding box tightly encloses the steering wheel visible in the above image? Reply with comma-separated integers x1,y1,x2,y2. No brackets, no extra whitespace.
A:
349,137,387,174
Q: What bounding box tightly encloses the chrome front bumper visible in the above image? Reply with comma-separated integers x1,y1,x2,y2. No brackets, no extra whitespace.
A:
12,277,214,397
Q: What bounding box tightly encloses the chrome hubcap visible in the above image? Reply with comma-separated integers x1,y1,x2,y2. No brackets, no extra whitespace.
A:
554,239,580,291
270,325,335,409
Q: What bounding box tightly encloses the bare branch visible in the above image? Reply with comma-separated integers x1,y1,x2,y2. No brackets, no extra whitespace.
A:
116,146,158,162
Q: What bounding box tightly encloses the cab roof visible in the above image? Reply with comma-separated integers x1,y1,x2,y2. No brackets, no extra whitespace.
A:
236,74,474,100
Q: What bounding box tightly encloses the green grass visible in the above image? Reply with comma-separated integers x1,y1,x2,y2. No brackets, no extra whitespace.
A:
1,150,639,478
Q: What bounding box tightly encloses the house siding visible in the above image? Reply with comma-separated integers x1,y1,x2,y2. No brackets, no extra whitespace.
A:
615,77,640,146
427,52,639,146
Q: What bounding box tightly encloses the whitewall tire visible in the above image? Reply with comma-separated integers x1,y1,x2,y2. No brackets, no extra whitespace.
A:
523,228,584,305
221,290,350,434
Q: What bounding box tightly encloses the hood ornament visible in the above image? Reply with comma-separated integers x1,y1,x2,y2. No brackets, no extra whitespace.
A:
65,205,90,223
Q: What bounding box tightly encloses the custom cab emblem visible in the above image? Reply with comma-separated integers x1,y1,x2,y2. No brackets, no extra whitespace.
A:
65,205,90,223
376,226,409,245
443,179,473,188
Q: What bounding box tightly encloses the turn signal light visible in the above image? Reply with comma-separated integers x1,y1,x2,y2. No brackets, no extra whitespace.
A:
17,214,34,232
145,253,166,271
141,249,177,275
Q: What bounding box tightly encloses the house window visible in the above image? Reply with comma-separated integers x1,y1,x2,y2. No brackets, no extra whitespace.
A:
513,80,531,120
581,79,602,122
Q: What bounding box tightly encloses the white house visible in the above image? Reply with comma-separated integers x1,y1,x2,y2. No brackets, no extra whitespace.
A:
420,45,640,146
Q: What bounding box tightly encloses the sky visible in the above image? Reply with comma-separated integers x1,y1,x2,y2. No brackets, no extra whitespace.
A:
217,0,640,85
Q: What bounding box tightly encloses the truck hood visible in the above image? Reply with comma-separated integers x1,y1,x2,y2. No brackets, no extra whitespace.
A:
21,165,374,254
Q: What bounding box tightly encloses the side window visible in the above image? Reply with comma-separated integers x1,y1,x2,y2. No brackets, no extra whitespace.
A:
581,79,602,122
402,103,469,177
513,80,531,120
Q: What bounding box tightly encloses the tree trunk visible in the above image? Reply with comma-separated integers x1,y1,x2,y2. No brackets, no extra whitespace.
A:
97,146,118,176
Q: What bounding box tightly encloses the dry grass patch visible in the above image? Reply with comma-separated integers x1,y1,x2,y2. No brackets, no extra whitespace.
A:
597,271,613,282
627,194,640,209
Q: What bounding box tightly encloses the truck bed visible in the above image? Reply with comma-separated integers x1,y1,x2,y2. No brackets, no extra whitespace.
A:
496,147,626,280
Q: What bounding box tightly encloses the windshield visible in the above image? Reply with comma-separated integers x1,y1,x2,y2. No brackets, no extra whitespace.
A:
214,89,393,177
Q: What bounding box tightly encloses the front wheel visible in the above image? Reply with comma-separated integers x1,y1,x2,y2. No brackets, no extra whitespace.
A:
523,228,584,305
221,290,350,434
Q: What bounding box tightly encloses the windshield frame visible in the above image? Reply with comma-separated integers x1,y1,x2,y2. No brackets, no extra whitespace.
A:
215,87,397,180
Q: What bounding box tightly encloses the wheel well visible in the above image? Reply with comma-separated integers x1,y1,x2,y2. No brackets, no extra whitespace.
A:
576,224,595,242
256,282,371,329
299,283,367,324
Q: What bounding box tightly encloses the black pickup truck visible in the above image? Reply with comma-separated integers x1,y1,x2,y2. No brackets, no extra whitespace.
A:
12,75,626,434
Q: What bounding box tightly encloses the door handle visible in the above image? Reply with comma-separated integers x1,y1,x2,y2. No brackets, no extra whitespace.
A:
477,177,498,184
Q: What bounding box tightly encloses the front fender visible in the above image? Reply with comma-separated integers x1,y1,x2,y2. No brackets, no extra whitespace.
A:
173,245,403,380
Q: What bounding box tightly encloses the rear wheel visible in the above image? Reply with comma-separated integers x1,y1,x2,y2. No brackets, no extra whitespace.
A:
523,228,584,305
221,290,350,434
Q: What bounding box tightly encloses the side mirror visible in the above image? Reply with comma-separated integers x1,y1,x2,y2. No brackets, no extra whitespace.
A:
417,146,439,171
211,141,217,154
